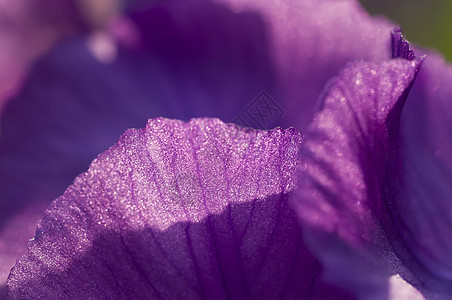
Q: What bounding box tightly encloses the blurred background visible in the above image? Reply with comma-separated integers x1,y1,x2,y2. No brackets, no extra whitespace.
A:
1,0,452,108
360,0,452,60
2,0,452,104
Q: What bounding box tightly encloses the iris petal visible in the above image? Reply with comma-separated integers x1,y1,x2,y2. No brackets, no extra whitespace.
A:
7,118,352,299
3,0,449,296
0,2,275,283
0,0,85,105
212,0,395,129
293,55,422,299
0,0,394,284
393,45,452,296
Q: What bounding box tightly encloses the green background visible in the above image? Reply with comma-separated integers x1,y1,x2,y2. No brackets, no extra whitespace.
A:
360,0,452,60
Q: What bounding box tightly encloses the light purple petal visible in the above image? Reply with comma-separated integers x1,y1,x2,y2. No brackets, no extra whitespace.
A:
7,118,353,299
292,54,423,299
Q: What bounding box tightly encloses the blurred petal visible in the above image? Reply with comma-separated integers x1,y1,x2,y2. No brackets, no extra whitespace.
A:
292,54,422,299
210,0,395,129
127,0,277,123
0,0,86,105
7,118,351,299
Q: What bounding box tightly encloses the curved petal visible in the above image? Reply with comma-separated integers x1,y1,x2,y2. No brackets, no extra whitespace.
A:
209,0,395,129
7,118,351,299
292,53,423,299
393,48,452,295
125,0,277,124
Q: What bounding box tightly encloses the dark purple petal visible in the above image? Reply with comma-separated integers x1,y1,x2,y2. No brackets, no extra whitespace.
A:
209,0,395,129
393,49,452,295
125,0,277,125
292,56,423,299
7,118,352,299
391,28,416,61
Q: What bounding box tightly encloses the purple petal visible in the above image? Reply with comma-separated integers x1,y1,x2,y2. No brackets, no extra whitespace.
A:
0,1,275,280
391,28,416,61
0,0,275,208
7,118,353,299
125,0,277,124
0,0,283,283
0,0,86,105
0,202,49,298
0,0,396,224
393,48,452,295
210,0,395,129
292,55,423,299
0,0,405,288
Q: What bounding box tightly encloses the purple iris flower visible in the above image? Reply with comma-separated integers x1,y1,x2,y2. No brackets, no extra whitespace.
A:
1,0,451,299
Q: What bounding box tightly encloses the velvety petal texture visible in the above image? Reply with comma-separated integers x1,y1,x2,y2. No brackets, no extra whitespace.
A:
7,118,352,299
293,54,423,300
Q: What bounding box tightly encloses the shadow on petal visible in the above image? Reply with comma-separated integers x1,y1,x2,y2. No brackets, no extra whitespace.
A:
8,195,354,300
